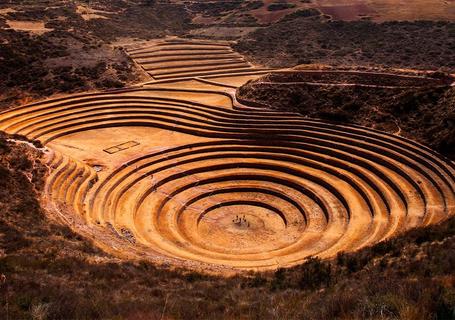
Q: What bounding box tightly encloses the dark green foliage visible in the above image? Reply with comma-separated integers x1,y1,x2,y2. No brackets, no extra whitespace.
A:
188,1,243,16
267,2,296,11
235,17,455,71
281,8,320,21
245,1,264,10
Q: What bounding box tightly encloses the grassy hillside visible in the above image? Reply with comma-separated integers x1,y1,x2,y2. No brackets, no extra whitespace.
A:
237,71,455,159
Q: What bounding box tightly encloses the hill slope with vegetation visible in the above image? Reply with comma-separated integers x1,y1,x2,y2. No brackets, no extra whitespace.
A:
237,71,455,159
235,12,455,72
0,0,191,108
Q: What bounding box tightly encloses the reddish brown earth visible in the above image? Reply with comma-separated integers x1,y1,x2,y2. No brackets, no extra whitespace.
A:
318,4,377,21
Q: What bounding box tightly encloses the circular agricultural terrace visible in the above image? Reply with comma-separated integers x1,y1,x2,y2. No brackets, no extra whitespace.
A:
1,38,453,271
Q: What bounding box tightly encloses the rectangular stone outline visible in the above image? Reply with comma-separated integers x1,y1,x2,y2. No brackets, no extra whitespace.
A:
103,141,140,154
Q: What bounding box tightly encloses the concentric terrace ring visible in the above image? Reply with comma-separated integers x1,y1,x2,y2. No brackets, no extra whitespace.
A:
1,84,453,270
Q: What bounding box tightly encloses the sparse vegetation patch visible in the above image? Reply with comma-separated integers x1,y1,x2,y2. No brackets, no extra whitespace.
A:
235,17,455,71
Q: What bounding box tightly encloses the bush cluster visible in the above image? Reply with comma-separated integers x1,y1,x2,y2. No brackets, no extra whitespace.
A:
235,17,455,71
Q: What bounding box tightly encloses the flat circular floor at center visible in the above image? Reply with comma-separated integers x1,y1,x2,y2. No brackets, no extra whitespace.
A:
195,204,292,253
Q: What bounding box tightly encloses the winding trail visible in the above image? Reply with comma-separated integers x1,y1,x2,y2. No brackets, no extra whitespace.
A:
1,38,454,271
